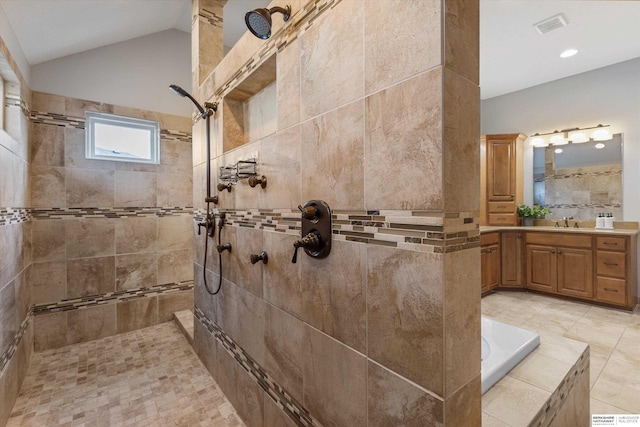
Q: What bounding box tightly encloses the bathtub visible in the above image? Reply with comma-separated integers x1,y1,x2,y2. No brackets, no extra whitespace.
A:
481,316,540,394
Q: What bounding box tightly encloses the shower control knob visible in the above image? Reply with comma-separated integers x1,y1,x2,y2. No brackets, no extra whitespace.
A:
298,204,318,220
216,242,232,253
291,232,321,264
250,251,268,265
248,175,267,188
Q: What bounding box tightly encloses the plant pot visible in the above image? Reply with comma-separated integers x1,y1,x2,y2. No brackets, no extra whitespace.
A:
523,218,534,226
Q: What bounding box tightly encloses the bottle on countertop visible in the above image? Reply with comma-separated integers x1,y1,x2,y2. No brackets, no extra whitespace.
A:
596,212,605,229
604,212,615,230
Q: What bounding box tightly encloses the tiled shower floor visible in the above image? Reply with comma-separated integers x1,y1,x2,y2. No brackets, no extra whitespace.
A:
7,322,245,427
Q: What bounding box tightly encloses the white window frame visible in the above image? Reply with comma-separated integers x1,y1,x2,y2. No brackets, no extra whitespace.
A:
85,111,160,164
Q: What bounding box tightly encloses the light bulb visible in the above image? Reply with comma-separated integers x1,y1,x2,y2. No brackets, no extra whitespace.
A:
531,136,548,147
555,148,563,154
568,131,588,143
560,49,578,58
592,127,612,141
550,133,567,145
595,143,605,149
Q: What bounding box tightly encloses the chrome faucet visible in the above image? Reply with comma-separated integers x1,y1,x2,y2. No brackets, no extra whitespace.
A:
563,216,573,228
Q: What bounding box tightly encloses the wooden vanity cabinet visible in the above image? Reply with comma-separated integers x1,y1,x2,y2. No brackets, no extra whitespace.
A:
595,236,631,306
481,134,526,226
483,229,636,309
481,232,500,293
525,233,594,299
500,231,523,287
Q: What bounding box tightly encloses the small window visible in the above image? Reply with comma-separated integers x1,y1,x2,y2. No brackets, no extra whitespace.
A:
85,111,160,164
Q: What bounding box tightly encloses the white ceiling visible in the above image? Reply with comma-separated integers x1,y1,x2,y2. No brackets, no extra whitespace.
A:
480,0,640,99
0,0,638,99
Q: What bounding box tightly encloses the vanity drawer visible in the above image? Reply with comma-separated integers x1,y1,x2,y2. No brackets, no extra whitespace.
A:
596,251,626,278
526,232,592,248
488,201,516,213
596,236,627,251
489,213,517,226
481,232,499,246
595,277,627,306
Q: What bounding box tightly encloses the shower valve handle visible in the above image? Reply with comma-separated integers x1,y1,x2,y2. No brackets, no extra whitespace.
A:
197,222,206,235
197,216,215,237
291,232,321,264
250,251,268,265
298,204,318,220
216,242,232,253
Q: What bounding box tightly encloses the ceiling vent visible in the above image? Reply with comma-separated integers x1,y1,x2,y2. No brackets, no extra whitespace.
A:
533,13,568,35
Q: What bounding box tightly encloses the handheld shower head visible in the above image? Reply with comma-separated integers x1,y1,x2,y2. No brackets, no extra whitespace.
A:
245,5,291,39
169,84,217,117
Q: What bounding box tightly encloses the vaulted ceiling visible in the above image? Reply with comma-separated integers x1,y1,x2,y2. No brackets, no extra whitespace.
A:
1,0,638,99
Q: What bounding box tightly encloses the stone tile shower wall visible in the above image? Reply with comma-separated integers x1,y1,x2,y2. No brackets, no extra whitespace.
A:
192,0,480,426
0,37,32,426
28,92,195,352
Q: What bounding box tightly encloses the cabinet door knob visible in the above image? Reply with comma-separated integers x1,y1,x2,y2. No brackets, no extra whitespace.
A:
550,250,556,254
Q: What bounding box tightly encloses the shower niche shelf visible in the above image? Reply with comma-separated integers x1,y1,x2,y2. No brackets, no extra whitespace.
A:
223,54,276,153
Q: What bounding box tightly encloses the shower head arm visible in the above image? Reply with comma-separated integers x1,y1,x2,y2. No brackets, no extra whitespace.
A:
268,5,290,21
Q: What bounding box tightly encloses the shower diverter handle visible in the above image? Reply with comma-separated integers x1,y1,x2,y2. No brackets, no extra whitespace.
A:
291,200,332,263
291,232,321,264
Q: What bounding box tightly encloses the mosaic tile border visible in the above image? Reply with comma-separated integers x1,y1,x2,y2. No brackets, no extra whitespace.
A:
33,280,194,315
4,93,20,108
194,306,321,427
193,208,480,253
213,0,343,100
0,311,32,375
529,346,590,427
199,7,223,29
546,203,622,210
30,111,84,129
545,169,622,180
0,208,31,226
160,128,192,144
31,206,193,220
30,110,192,145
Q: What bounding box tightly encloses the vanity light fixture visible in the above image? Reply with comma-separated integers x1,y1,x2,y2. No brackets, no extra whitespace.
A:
554,148,563,154
595,143,606,149
529,124,613,146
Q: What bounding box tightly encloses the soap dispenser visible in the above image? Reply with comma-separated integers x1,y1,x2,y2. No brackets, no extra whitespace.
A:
596,213,605,229
604,213,614,230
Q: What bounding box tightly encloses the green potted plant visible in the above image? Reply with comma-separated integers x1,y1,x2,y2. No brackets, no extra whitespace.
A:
517,204,550,226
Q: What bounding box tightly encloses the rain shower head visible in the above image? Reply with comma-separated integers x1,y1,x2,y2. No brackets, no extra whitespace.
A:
169,84,217,117
245,5,291,39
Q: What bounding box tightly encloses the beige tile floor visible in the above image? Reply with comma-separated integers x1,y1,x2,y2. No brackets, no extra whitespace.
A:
482,291,640,415
7,322,244,427
7,294,637,426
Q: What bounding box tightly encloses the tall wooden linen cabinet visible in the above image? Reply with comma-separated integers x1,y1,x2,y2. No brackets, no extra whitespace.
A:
480,133,526,226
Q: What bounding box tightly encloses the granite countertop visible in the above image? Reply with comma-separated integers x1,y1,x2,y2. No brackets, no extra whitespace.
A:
480,225,639,236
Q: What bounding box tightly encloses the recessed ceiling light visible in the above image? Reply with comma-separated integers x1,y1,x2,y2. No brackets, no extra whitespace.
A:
554,148,563,154
595,143,605,149
560,49,578,58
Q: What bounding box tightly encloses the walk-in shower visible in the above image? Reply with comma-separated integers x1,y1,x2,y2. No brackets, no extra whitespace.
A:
169,84,228,295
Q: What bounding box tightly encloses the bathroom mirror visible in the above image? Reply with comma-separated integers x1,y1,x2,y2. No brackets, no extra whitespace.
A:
533,134,623,220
